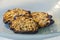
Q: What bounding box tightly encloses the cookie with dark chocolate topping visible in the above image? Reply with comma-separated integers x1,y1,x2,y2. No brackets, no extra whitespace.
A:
3,8,31,24
31,12,54,27
10,16,38,34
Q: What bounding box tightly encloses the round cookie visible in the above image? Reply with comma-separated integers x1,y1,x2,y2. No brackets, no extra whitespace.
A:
3,8,31,24
10,16,38,34
31,12,54,27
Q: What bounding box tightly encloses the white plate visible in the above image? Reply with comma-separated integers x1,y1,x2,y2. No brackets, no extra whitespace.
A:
0,0,60,40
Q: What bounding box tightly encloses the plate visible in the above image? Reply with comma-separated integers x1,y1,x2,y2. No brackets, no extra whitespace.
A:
0,0,60,40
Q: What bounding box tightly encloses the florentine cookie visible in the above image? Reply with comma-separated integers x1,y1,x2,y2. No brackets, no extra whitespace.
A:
3,8,31,24
10,16,38,34
31,12,54,27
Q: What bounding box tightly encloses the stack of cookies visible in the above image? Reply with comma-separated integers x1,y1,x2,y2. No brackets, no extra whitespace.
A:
3,8,54,34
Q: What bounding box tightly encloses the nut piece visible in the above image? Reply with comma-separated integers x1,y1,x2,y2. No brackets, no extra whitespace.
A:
3,8,31,24
10,16,38,33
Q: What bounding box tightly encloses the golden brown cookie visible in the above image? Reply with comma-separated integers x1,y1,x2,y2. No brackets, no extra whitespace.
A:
3,8,31,24
10,16,38,34
31,12,54,27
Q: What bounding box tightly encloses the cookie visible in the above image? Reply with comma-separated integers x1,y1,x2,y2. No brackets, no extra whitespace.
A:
10,16,38,34
31,12,54,27
3,8,31,24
